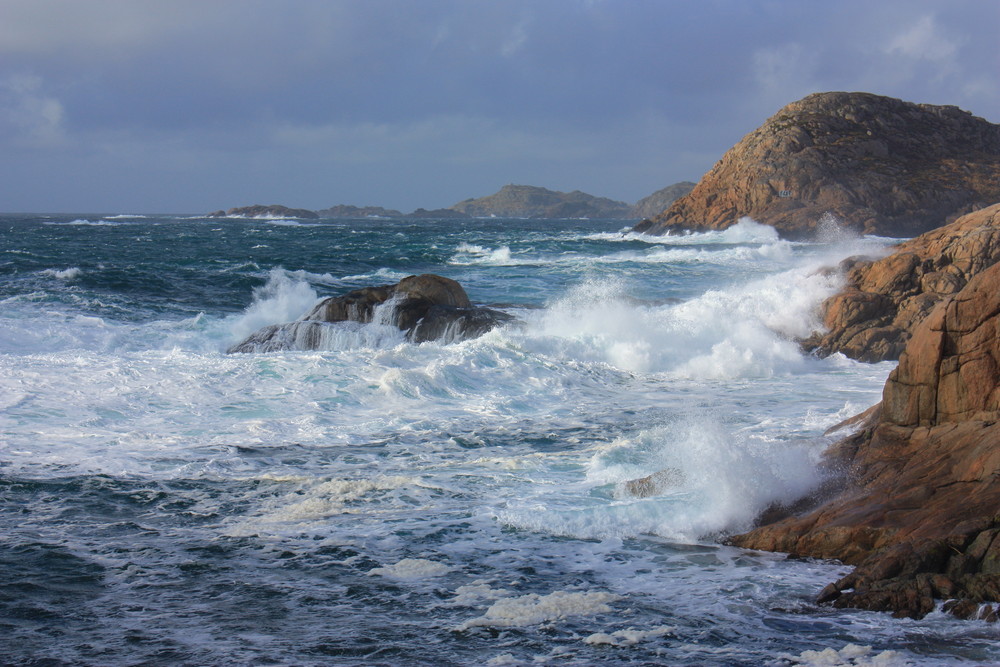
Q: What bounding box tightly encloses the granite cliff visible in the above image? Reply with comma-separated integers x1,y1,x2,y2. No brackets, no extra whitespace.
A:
804,204,1000,362
634,92,1000,238
732,257,1000,620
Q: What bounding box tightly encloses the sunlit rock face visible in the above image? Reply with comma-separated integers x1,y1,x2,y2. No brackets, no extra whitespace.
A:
732,259,1000,621
635,92,1000,239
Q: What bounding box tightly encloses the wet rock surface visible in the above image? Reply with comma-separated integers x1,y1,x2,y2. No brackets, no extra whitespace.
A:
803,203,1000,362
731,260,1000,620
228,274,514,352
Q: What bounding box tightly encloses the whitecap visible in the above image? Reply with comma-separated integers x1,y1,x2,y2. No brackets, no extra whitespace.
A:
41,267,83,280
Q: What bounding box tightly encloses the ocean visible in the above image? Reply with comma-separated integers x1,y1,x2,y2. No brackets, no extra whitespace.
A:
1,213,997,665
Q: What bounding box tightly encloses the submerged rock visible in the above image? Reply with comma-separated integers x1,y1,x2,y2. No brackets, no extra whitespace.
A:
802,203,1000,362
619,469,685,498
227,274,514,353
731,259,1000,620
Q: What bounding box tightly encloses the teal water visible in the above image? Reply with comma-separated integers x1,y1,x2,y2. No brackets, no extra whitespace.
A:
1,213,997,665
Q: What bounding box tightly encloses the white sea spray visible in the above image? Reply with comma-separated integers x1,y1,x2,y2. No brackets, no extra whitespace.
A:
455,590,621,631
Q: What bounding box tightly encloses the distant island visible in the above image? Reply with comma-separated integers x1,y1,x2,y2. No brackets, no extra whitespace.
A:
206,182,695,221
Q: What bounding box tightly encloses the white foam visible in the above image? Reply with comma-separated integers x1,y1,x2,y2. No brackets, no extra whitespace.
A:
369,558,451,580
778,643,910,666
520,258,838,378
41,267,82,280
225,268,321,344
455,590,621,631
448,582,514,606
583,625,675,647
449,244,516,266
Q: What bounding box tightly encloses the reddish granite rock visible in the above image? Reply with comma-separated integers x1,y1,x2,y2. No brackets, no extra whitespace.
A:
730,261,1000,619
635,92,1000,239
803,203,1000,362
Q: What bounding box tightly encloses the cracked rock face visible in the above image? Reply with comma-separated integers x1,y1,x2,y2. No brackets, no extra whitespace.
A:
730,259,1000,620
802,203,1000,362
635,92,1000,239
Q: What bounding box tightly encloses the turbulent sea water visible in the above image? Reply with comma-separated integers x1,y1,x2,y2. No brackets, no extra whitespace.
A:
2,213,998,665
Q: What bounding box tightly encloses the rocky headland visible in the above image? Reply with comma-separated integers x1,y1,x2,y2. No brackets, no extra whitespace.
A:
731,206,1000,620
634,92,1000,238
228,274,513,353
804,203,1000,362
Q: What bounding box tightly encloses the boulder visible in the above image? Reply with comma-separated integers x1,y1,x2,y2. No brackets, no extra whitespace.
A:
803,203,1000,361
227,274,514,353
635,92,1000,238
730,260,1000,619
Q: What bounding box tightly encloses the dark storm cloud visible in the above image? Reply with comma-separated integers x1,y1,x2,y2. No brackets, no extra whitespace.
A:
0,0,997,212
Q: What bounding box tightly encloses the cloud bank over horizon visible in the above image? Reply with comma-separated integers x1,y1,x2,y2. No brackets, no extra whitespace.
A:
1,0,997,213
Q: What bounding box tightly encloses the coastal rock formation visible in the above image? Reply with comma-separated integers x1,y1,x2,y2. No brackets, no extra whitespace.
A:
316,205,403,218
451,184,634,219
631,181,696,220
209,204,320,219
731,260,1000,620
804,203,1000,362
228,274,513,353
634,92,1000,238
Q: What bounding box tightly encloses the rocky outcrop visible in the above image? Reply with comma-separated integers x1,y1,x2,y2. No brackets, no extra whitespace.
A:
631,181,696,220
209,205,320,219
451,185,634,219
635,92,1000,238
316,205,403,218
407,208,470,219
227,274,514,353
731,260,1000,620
803,203,1000,362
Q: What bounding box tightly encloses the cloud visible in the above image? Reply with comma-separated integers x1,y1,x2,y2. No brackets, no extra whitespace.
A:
0,75,66,146
752,43,819,98
885,15,959,63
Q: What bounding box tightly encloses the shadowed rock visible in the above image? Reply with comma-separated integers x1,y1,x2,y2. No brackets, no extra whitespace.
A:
228,274,514,353
730,259,1000,620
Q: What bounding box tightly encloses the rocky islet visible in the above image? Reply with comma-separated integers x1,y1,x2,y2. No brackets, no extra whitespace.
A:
227,274,514,353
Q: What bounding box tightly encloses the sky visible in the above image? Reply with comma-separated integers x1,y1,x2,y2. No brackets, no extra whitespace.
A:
1,0,997,214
